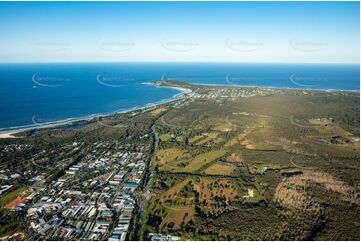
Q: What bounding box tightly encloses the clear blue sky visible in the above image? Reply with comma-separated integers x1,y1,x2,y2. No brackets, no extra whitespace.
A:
0,1,359,63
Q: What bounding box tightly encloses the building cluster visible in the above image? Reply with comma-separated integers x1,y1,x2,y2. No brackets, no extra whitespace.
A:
0,171,21,181
0,143,32,153
0,144,32,181
193,87,287,101
22,140,146,240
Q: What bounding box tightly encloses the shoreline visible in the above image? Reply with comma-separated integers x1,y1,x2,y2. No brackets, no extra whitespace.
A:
142,82,193,94
192,82,360,93
0,82,191,139
0,81,357,138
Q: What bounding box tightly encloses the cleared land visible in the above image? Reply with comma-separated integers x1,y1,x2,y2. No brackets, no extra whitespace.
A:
143,81,360,240
203,163,236,175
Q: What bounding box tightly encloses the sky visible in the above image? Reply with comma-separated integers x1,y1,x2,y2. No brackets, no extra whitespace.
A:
0,1,359,64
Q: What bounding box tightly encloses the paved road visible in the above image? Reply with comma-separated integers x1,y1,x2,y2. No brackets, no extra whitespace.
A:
145,125,156,197
134,99,188,240
134,124,156,240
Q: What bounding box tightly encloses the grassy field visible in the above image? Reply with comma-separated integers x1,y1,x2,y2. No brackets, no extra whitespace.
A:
143,81,360,240
149,107,167,116
188,135,203,144
159,134,173,141
159,149,227,173
159,133,184,142
0,187,27,208
159,205,195,231
203,163,236,176
211,118,235,132
226,152,243,163
224,137,238,148
178,150,226,173
194,133,220,145
157,148,190,164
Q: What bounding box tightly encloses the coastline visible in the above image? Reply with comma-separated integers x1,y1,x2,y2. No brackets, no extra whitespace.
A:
142,82,193,94
0,80,356,139
193,82,360,93
0,82,191,139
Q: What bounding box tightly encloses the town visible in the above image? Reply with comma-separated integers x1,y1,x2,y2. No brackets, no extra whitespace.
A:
1,139,147,240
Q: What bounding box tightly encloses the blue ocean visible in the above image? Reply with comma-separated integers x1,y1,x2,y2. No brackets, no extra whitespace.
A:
0,63,359,130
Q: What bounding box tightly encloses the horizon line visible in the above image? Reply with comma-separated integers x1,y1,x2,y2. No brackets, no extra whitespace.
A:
0,61,359,65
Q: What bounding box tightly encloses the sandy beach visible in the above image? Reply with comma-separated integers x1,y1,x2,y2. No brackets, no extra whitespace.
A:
0,131,19,138
166,86,192,94
0,118,92,139
142,82,193,94
0,82,191,139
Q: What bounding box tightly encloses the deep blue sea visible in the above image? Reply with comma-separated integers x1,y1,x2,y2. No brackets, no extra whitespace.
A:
0,63,359,131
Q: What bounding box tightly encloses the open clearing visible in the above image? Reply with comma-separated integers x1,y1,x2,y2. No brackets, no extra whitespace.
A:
143,81,360,240
156,148,190,167
149,107,167,116
227,152,243,163
176,150,226,172
0,187,27,208
203,163,236,176
212,118,235,132
195,133,222,146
